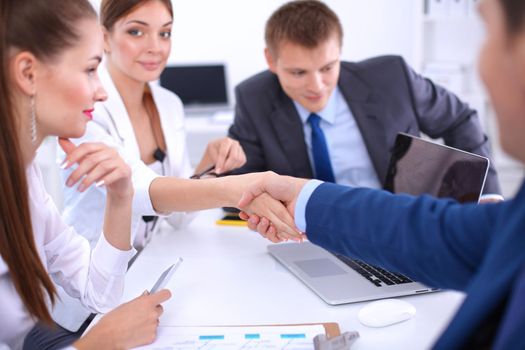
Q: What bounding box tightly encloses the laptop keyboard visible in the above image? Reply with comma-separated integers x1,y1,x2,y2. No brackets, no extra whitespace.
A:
335,254,414,287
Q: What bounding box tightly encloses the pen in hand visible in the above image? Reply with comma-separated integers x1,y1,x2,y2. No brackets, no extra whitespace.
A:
190,165,217,179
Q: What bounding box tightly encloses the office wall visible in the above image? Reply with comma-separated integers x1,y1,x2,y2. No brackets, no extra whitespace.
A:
89,0,420,104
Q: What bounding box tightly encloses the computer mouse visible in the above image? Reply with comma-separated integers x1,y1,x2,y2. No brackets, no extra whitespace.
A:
357,298,416,327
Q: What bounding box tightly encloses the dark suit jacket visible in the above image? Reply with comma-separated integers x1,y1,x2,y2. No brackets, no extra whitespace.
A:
229,55,500,194
305,181,525,349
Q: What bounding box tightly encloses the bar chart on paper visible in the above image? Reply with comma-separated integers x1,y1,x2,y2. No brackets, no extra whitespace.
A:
133,325,326,350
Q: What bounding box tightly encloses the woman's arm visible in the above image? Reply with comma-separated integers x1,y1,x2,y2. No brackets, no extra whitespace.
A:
149,173,302,240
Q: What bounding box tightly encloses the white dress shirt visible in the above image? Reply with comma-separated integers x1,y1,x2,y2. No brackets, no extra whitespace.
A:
293,87,381,189
0,163,133,350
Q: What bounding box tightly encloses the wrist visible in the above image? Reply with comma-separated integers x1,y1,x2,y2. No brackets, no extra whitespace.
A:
73,316,119,350
292,178,320,232
222,177,242,207
74,322,114,350
107,188,134,203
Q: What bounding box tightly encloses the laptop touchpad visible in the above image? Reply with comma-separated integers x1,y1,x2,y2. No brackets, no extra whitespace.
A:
294,258,348,278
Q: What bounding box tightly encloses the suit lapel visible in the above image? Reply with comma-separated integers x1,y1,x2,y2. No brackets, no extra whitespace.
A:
150,85,190,177
270,90,313,177
338,66,390,185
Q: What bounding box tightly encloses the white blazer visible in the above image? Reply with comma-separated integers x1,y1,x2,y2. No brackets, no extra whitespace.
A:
0,163,132,349
54,65,196,331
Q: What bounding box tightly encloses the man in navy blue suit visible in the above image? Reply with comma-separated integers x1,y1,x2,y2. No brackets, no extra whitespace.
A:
238,0,525,347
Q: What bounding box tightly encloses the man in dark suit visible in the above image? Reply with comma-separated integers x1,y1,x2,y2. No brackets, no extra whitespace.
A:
229,0,501,197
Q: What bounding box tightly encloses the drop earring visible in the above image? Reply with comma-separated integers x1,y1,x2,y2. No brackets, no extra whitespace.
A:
30,95,37,143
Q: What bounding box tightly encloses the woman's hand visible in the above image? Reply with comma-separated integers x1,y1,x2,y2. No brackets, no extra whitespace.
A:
60,138,134,250
75,290,171,349
59,138,133,200
194,137,246,175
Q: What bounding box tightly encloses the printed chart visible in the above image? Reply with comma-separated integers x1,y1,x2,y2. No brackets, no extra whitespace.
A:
133,324,326,350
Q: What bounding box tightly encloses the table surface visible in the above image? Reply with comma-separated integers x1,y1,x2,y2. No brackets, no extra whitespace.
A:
120,209,465,350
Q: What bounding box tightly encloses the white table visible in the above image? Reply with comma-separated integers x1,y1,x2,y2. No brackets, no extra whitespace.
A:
120,209,465,350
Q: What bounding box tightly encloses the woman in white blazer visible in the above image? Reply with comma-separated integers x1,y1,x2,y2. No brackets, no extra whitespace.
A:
61,0,246,250
1,1,171,349
61,64,199,249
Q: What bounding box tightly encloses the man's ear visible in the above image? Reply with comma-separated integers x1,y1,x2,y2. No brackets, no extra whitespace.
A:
264,47,277,73
10,51,37,96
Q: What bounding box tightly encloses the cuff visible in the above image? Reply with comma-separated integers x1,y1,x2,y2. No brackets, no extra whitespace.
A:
131,164,164,216
92,232,135,275
479,193,505,203
294,180,323,232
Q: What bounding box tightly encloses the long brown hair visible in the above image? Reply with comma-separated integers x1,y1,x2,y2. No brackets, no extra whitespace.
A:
0,0,96,324
101,0,173,31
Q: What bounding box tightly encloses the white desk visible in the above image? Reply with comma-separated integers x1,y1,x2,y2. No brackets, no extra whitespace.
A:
120,209,465,350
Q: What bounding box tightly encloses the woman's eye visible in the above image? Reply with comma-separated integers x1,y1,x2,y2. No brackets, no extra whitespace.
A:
128,29,143,36
160,31,171,39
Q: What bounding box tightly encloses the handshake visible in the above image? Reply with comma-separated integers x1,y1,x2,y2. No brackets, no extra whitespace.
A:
233,171,311,243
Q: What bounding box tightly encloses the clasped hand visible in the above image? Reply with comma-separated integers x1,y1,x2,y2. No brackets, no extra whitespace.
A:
236,172,309,243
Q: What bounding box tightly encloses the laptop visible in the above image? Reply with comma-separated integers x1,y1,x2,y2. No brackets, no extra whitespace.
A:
159,64,230,115
268,133,490,305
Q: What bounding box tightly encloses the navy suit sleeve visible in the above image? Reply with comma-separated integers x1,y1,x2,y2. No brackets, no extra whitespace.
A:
399,58,501,194
305,183,503,291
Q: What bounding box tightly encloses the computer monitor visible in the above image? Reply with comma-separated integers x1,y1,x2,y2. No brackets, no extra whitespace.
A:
160,64,229,113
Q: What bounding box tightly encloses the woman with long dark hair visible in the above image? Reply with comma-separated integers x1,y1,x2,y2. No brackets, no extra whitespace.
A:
0,0,170,348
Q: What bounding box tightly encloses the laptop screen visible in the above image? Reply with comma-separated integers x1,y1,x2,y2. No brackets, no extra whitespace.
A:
384,133,489,203
160,64,228,107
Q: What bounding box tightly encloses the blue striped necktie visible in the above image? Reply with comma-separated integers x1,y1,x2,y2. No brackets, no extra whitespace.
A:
308,113,335,183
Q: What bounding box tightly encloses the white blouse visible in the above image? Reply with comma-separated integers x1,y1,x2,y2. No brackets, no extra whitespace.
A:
0,163,133,349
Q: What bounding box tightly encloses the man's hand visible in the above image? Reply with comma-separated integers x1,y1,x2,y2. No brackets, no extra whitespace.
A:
194,137,246,175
